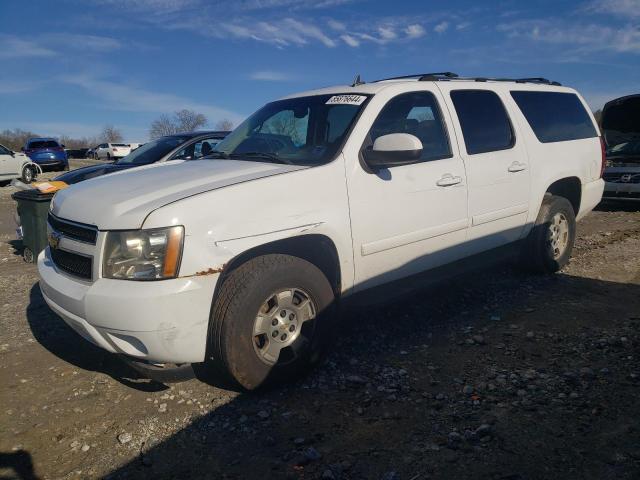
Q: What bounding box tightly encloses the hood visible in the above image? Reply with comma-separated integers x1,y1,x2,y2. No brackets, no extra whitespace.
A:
51,160,306,229
54,163,130,185
602,95,640,161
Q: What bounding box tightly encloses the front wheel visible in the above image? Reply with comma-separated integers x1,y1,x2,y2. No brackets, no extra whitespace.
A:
21,165,34,183
206,254,336,390
520,194,576,273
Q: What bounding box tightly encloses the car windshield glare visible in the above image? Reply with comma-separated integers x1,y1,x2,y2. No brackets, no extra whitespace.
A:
213,94,369,166
116,136,191,165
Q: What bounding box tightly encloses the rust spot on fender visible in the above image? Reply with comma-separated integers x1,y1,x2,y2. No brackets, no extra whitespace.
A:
181,264,226,278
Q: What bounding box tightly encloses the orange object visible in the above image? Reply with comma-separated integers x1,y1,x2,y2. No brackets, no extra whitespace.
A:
33,181,69,193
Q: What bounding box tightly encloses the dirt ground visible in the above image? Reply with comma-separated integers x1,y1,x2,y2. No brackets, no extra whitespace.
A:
1,163,639,480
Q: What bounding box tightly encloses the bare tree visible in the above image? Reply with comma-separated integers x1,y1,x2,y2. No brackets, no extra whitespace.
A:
175,109,208,132
149,109,209,139
215,119,234,131
100,125,124,143
0,128,42,151
150,114,178,139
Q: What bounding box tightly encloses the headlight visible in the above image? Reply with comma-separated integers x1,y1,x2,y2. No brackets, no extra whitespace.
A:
103,226,184,280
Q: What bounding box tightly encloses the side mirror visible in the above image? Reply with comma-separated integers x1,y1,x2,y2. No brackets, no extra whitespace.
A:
362,133,423,170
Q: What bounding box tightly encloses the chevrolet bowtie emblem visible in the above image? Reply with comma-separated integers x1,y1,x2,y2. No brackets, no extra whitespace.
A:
48,231,62,250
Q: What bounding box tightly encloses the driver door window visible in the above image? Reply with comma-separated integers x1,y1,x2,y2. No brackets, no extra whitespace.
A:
367,91,452,163
171,138,221,160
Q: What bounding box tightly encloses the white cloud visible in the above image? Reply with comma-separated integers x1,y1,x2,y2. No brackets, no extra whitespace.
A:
250,70,292,81
341,34,360,47
585,0,640,18
498,20,640,54
328,19,347,31
90,0,200,13
0,80,43,95
378,26,397,41
59,74,244,124
405,24,426,39
0,35,56,59
434,21,449,33
456,22,471,30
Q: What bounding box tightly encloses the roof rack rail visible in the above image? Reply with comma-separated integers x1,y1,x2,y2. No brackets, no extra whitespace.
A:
373,73,561,86
374,72,459,82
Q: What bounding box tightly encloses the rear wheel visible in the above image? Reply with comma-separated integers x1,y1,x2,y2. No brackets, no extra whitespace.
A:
21,165,34,183
206,254,335,390
520,194,576,273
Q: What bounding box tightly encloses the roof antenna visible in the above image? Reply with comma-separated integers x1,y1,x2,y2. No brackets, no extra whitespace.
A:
351,74,365,87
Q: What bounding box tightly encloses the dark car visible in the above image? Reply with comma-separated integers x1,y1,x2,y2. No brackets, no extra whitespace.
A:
22,137,69,171
601,94,640,201
55,131,229,185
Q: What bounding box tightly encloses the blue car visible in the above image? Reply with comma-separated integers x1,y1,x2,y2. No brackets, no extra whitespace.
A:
23,137,69,171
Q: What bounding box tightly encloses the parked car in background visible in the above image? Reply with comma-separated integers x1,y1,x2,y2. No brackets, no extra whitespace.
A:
65,148,89,159
39,74,603,390
0,143,38,184
94,143,131,160
601,94,640,201
22,137,68,171
55,131,229,184
128,142,143,151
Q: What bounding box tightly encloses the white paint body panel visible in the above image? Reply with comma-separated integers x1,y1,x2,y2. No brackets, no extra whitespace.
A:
0,149,31,180
39,79,604,364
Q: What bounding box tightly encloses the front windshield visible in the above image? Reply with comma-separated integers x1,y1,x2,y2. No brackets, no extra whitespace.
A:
213,94,369,166
116,135,191,165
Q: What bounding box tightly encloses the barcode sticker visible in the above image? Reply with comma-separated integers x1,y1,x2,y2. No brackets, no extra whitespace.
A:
325,95,367,105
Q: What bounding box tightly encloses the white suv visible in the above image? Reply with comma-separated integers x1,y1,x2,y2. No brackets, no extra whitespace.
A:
38,73,604,389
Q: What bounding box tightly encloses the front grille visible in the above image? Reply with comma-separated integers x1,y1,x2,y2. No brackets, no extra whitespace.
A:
603,172,640,184
48,213,97,244
51,248,93,280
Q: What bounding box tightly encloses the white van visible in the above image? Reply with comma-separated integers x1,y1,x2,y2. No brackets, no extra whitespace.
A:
38,73,604,389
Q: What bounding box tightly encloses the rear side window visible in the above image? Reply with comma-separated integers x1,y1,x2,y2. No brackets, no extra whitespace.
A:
510,91,597,143
450,90,514,155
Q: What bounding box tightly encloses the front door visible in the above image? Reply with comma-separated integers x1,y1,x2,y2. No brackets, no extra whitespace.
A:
345,87,469,291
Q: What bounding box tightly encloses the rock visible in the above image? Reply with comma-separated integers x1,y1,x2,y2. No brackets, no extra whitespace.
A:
257,410,270,419
81,444,90,452
346,375,368,385
526,331,535,340
158,403,167,413
322,469,336,479
117,432,132,445
293,437,305,445
579,367,594,378
304,446,322,461
382,471,398,480
473,335,486,345
70,440,80,449
462,385,474,395
475,424,492,437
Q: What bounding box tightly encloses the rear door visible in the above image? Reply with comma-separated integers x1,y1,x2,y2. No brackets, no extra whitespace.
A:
438,85,530,253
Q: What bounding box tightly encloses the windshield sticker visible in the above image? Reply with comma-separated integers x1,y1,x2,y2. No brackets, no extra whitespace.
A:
326,95,367,106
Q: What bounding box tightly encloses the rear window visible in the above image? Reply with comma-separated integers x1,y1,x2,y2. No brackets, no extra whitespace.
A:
510,91,597,143
111,143,128,147
28,140,59,149
450,90,514,155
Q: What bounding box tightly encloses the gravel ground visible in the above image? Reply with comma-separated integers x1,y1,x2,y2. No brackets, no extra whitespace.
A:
1,164,639,480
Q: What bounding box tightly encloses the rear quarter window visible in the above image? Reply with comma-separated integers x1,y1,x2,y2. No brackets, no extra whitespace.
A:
510,91,597,143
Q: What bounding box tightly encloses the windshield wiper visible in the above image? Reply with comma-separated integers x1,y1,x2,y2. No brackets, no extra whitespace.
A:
229,152,290,164
201,151,230,159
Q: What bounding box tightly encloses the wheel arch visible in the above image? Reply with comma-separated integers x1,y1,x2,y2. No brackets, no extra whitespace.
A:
545,176,581,215
215,234,342,298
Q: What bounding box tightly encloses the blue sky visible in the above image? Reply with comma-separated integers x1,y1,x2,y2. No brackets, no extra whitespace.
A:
0,0,638,141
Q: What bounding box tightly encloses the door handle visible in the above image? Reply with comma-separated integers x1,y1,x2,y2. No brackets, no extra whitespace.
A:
436,174,462,187
508,161,527,173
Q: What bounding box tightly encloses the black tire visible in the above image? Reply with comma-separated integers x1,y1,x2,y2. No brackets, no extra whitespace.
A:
206,254,336,390
520,194,576,273
21,165,34,183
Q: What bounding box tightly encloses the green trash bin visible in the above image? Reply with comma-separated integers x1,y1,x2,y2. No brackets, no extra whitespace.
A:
12,189,55,263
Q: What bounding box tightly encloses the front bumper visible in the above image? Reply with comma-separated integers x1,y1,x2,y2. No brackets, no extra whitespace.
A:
38,248,217,364
603,181,640,201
